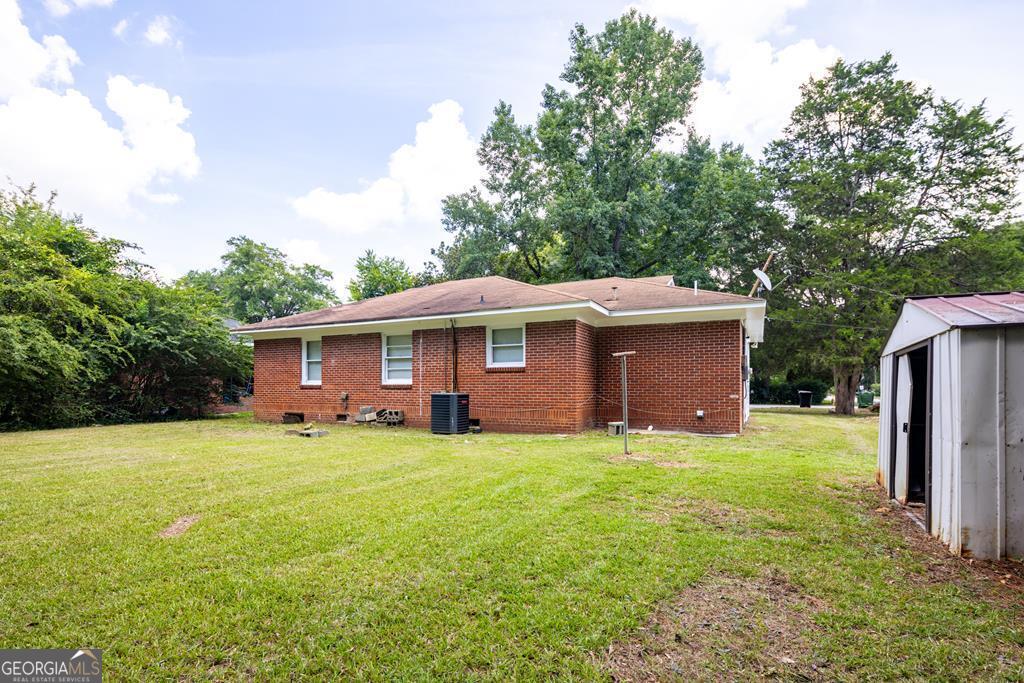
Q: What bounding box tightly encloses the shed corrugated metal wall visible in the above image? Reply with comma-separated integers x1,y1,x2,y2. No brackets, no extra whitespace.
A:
931,330,961,553
958,327,1024,558
1007,327,1024,557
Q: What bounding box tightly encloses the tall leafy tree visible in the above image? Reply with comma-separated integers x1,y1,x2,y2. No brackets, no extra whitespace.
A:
347,250,417,301
539,10,703,278
183,236,338,323
436,101,555,282
762,54,1023,413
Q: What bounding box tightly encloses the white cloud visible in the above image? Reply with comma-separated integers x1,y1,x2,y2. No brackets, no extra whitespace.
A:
0,1,79,98
689,38,839,153
0,0,200,213
292,99,480,233
144,14,180,48
106,75,200,180
43,0,113,18
638,0,840,154
283,238,332,269
39,34,79,84
640,0,807,52
112,17,127,37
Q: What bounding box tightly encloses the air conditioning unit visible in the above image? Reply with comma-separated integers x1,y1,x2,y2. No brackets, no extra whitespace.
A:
431,392,469,434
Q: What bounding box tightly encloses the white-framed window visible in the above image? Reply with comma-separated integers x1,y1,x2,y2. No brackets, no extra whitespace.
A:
301,339,322,385
486,325,525,368
382,333,413,384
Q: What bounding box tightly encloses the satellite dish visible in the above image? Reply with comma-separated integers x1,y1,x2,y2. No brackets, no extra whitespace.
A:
753,268,773,291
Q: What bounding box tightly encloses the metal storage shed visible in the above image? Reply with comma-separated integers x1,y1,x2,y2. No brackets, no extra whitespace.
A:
877,292,1024,559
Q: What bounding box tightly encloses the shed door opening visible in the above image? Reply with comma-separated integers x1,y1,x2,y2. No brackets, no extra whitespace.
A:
905,345,930,508
890,343,932,528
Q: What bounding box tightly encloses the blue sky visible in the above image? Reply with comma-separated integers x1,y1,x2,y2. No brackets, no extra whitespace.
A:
2,0,1022,293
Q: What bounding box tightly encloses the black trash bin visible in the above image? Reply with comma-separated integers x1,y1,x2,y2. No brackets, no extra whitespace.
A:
797,390,812,408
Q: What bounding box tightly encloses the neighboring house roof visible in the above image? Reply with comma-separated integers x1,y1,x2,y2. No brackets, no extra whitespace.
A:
882,291,1024,356
233,274,767,341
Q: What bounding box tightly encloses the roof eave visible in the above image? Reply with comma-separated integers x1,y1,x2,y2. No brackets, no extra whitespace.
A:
233,299,765,337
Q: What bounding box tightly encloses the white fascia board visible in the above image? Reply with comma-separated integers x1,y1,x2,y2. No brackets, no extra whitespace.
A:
595,301,767,341
236,300,605,340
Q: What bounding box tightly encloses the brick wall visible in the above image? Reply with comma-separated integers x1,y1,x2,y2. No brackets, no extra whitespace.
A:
595,321,743,434
253,318,744,434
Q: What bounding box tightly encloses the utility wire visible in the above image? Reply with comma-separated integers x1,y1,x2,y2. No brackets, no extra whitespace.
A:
776,270,904,299
765,316,889,332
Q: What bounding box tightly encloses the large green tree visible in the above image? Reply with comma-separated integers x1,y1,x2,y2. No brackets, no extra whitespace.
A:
762,54,1023,413
347,250,417,301
435,12,776,287
538,11,703,278
182,236,338,323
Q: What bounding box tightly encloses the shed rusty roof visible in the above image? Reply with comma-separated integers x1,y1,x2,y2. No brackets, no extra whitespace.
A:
232,274,759,332
908,292,1024,327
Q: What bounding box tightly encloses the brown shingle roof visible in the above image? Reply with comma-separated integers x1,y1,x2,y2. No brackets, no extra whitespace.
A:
629,274,675,286
546,276,755,311
233,276,584,332
232,274,758,332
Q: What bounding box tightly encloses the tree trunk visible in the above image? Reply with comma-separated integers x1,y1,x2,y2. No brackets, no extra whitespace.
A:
833,365,861,415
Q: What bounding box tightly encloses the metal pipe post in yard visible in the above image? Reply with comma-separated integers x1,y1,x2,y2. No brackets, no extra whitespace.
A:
612,351,635,455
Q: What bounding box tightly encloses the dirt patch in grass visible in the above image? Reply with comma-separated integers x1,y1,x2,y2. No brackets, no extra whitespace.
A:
641,498,751,529
608,453,699,469
603,572,829,681
158,515,199,538
640,498,793,540
866,486,1024,607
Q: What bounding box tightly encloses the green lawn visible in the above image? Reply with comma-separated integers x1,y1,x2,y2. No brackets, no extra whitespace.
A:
1,413,1021,680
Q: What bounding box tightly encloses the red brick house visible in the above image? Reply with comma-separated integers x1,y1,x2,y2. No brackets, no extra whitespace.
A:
233,275,766,434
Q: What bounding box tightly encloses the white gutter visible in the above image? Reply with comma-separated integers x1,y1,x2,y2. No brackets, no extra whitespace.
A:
603,300,765,317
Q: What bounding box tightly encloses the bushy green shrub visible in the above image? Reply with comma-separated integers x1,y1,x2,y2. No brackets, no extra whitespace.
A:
0,189,252,430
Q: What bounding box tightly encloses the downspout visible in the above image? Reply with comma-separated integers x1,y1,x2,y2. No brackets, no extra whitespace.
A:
443,324,450,392
450,318,459,392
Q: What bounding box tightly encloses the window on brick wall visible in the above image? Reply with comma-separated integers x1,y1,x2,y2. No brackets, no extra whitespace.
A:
382,333,413,384
302,339,322,385
486,325,525,368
